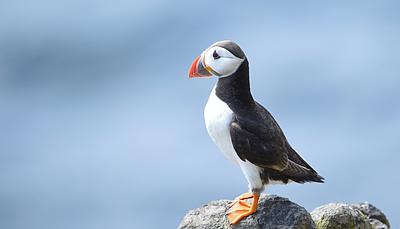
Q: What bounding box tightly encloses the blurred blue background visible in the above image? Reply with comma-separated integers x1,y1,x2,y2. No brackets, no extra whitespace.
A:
0,0,399,228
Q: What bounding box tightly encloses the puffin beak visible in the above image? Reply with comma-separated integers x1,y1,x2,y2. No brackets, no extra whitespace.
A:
188,55,212,78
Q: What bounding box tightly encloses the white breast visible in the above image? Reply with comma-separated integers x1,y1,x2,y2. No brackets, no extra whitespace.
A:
204,85,264,192
204,86,239,163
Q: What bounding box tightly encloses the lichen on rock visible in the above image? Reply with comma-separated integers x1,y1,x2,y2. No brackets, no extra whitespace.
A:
311,202,390,229
351,202,390,229
311,203,372,229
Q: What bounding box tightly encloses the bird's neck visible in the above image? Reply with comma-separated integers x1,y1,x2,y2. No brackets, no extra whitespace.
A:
215,59,255,113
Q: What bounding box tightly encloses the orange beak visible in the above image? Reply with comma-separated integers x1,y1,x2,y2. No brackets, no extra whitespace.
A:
188,55,212,78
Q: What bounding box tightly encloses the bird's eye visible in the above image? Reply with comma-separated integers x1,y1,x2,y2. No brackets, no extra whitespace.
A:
212,50,220,60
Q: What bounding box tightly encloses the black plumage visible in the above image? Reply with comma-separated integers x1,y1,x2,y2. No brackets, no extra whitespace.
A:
214,42,324,185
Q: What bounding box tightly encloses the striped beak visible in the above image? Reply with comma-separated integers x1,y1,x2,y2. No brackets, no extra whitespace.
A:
188,55,212,78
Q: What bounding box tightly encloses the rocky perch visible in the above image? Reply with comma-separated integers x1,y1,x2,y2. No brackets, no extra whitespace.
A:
178,195,390,229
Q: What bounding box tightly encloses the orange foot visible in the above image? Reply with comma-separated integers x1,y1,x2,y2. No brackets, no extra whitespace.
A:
226,193,260,225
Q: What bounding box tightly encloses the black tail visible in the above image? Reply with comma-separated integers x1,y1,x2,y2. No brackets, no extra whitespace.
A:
289,173,325,184
279,160,325,184
262,168,324,184
284,147,324,183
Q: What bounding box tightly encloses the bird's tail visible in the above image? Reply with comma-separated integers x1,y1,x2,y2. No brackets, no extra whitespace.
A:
282,160,325,184
291,173,325,183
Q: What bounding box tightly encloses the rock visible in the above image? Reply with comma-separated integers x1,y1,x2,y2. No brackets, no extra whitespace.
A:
179,195,391,229
351,202,390,229
311,202,390,229
178,195,316,229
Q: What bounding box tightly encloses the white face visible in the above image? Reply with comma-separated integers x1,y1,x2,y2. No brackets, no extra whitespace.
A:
200,45,245,78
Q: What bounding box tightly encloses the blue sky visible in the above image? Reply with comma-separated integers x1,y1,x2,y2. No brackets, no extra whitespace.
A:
0,0,399,228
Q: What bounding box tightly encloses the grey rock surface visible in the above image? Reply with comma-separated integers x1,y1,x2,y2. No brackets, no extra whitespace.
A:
178,195,316,229
351,202,390,229
311,203,372,229
311,202,391,229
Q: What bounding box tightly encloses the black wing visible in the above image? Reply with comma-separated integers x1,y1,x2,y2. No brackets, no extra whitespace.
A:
230,104,324,182
230,120,289,171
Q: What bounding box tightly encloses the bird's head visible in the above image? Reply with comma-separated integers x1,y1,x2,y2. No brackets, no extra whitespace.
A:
188,40,246,79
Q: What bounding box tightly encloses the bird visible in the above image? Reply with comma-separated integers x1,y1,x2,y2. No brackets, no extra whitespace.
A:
188,40,324,225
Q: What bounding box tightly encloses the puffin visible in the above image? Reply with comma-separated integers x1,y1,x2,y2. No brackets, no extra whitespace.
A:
188,40,324,225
